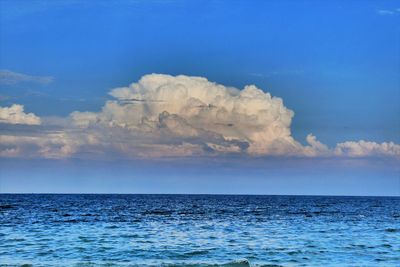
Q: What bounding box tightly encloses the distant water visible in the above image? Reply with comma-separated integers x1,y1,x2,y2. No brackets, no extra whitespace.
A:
0,194,399,266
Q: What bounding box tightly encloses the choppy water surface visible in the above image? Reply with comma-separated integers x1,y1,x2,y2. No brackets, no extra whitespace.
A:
0,194,399,266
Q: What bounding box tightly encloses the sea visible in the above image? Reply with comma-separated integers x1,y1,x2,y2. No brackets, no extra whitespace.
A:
0,194,399,266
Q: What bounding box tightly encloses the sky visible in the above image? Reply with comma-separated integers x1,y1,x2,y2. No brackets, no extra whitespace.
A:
0,0,399,195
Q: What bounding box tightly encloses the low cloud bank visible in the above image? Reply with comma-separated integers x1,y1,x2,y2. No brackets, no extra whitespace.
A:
0,74,399,159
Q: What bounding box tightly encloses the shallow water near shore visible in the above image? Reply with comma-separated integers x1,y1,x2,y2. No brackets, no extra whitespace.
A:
1,194,399,266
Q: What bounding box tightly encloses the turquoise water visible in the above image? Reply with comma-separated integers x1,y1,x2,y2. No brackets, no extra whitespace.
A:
1,194,399,266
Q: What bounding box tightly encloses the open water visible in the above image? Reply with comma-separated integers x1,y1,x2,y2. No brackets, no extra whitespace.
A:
0,194,399,266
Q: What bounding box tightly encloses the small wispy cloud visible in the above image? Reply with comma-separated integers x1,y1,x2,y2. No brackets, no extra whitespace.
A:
249,70,305,78
377,8,400,16
0,70,54,85
0,95,10,101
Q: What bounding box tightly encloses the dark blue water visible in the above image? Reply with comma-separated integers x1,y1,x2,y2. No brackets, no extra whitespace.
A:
0,194,399,266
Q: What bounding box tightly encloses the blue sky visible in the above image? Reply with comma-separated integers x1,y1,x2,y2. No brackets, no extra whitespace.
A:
0,0,399,195
1,157,399,195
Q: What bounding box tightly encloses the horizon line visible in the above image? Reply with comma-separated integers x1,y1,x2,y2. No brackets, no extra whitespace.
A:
1,192,399,197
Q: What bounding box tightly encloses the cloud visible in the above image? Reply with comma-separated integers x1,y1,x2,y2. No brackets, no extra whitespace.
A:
303,134,329,156
0,104,41,125
249,70,305,78
0,74,399,159
377,8,400,16
71,74,301,155
0,69,54,85
0,95,10,101
378,10,395,15
334,141,400,157
0,132,97,159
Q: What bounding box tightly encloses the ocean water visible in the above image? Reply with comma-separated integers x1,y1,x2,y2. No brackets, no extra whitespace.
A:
0,194,399,266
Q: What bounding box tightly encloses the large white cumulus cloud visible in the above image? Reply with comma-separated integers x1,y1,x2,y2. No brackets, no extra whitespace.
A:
71,74,301,155
0,74,399,159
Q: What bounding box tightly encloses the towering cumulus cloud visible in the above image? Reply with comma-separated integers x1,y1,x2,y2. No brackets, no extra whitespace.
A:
71,74,301,155
1,74,399,159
